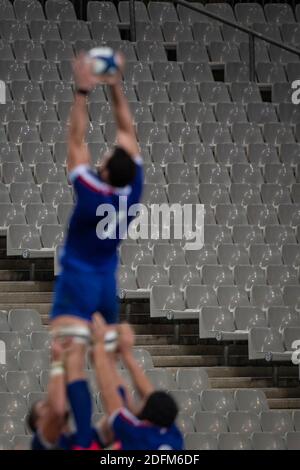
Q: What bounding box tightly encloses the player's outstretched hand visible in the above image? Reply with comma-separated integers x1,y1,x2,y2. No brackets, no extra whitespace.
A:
51,337,73,361
72,53,102,92
92,312,107,344
96,52,125,86
118,323,135,353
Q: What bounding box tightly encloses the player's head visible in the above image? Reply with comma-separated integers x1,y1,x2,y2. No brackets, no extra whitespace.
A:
137,391,178,428
99,146,136,188
27,400,69,433
27,400,50,433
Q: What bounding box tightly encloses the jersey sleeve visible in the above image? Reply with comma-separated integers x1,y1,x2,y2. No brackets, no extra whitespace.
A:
68,164,111,202
109,407,141,443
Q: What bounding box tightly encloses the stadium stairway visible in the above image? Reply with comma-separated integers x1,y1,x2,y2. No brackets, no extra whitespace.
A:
0,236,299,411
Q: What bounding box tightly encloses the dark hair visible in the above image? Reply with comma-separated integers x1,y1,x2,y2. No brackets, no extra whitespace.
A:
138,391,178,428
27,401,41,433
106,146,136,188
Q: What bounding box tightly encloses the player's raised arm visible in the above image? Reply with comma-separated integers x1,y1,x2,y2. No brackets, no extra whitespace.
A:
67,55,100,173
108,57,140,160
119,324,154,400
92,314,123,416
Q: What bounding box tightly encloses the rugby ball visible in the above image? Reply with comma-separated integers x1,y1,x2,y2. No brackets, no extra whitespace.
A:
88,47,119,75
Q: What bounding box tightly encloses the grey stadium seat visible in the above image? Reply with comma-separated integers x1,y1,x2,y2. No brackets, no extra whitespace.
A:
136,41,167,62
176,368,209,393
215,205,247,227
5,371,40,395
18,350,50,375
0,204,26,230
193,411,227,434
200,306,236,339
41,225,65,249
192,23,222,44
218,433,252,450
185,432,217,451
0,392,27,417
168,81,200,104
248,327,288,360
248,143,279,166
7,224,42,255
0,416,25,439
235,389,269,412
177,42,210,63
150,285,187,319
234,266,265,290
217,286,250,310
87,1,119,22
136,265,169,290
8,309,42,333
186,285,218,310
251,432,286,450
148,1,178,24
250,285,283,310
169,390,199,417
265,226,296,246
146,368,176,390
286,432,300,450
260,410,294,433
14,0,45,21
232,225,264,248
30,331,51,350
135,22,163,42
45,0,76,21
185,245,218,267
162,22,193,43
41,183,73,206
0,332,30,351
118,1,149,22
235,3,266,25
268,307,300,331
22,143,52,165
201,389,235,413
202,265,233,288
29,20,60,41
227,410,261,434
249,244,282,267
235,306,267,332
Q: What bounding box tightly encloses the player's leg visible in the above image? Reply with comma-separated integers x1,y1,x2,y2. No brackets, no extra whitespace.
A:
98,269,119,325
50,264,102,342
64,343,97,449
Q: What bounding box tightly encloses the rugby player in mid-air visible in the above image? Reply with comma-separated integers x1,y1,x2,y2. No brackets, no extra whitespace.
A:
50,51,143,342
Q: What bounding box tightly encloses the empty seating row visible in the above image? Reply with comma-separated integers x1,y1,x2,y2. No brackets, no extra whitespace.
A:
2,79,299,106
150,284,300,320
185,431,300,450
0,142,298,167
249,326,300,360
4,1,300,28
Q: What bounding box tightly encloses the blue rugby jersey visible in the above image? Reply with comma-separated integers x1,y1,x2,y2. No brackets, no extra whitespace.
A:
61,158,143,271
109,408,184,450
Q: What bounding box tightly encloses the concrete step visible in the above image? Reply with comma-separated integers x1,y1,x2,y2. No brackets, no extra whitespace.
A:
0,259,53,269
268,398,300,409
204,366,299,378
152,355,251,368
144,344,247,356
0,281,53,292
3,304,51,315
0,293,52,303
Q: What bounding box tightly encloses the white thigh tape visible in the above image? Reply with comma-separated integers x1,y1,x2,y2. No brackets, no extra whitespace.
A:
51,325,91,343
104,330,118,352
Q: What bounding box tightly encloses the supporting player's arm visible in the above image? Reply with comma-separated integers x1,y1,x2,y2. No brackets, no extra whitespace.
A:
40,340,68,444
92,314,123,416
119,324,154,400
